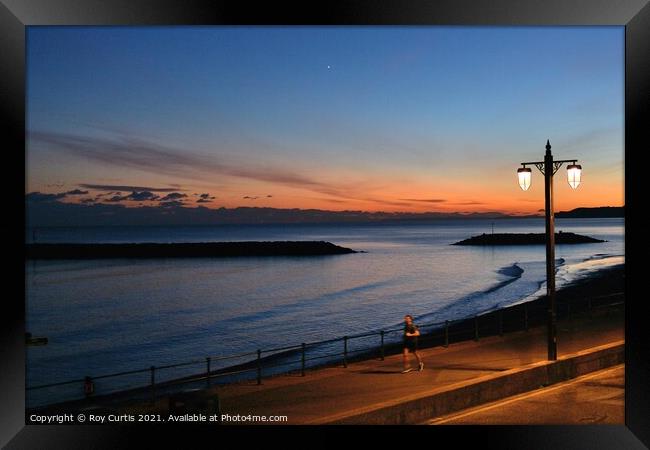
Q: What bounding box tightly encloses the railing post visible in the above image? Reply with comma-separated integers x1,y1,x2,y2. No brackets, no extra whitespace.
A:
206,357,211,387
343,336,348,368
498,310,503,337
380,331,385,361
214,394,222,421
301,343,306,377
256,349,262,385
83,376,94,398
150,366,156,404
474,316,479,341
444,321,449,348
524,304,529,331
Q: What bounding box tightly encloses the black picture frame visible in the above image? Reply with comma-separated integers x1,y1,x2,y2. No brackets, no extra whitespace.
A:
1,0,648,448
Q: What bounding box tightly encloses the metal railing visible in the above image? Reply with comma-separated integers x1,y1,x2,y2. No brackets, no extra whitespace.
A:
26,290,624,409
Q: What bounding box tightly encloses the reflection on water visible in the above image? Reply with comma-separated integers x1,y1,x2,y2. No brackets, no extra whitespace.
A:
26,218,623,406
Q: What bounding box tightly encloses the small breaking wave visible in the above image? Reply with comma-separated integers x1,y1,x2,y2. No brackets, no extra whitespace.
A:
557,254,624,286
510,254,623,307
496,264,524,278
414,262,526,325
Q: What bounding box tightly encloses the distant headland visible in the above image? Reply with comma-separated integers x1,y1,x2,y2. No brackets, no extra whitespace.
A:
452,232,606,246
26,241,358,259
555,206,624,218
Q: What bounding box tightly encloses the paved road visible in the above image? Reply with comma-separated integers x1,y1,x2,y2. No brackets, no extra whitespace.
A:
427,364,624,425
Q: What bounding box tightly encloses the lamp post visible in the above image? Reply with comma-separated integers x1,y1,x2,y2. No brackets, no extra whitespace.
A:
518,140,582,361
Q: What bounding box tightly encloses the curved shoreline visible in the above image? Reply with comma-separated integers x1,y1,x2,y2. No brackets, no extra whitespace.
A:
27,263,624,413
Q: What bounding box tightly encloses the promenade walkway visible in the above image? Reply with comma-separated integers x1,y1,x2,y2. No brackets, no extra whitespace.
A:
118,303,623,424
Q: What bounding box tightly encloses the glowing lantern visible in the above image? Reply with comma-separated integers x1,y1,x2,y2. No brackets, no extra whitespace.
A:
567,164,582,189
517,167,532,191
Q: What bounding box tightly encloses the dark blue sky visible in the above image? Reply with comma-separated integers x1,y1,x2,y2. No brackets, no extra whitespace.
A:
26,26,624,214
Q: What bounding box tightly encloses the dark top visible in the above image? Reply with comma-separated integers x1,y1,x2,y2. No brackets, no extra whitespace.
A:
404,324,419,341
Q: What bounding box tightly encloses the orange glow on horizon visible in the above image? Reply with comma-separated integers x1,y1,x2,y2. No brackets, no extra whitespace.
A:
35,154,624,216
55,183,624,216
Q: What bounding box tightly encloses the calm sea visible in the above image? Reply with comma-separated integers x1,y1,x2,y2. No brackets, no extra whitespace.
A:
25,218,624,407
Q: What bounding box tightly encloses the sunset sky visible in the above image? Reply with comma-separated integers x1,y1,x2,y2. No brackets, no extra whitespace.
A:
26,26,624,216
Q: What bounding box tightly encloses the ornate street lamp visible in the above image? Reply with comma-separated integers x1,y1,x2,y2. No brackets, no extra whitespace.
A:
518,140,581,361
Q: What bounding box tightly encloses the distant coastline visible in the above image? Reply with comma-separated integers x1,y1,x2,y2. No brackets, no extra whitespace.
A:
26,195,541,227
555,206,624,218
26,198,624,227
25,241,358,259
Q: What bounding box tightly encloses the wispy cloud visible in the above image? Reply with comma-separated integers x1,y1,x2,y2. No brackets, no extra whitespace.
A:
159,200,185,208
196,193,216,203
448,201,486,206
32,130,337,193
102,191,162,202
400,198,447,203
26,192,66,202
65,189,89,195
160,192,187,201
29,130,397,206
310,197,348,204
104,195,127,203
370,199,419,207
26,196,517,228
127,191,160,201
27,190,89,202
562,127,621,153
79,183,182,192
